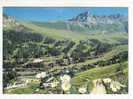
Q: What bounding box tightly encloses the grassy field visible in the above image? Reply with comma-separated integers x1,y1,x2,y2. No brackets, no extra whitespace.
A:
18,20,128,44
103,45,128,59
71,61,128,91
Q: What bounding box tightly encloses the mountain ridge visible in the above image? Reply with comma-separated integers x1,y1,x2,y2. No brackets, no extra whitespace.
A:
68,11,127,24
3,12,128,43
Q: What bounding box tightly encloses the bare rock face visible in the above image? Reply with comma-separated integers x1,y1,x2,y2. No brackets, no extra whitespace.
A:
68,11,93,22
68,11,127,24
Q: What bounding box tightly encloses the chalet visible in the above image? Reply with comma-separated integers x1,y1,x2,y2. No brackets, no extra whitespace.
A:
67,57,74,64
42,66,51,71
61,68,70,73
60,57,74,66
48,60,57,67
79,57,86,62
33,58,44,63
63,59,69,65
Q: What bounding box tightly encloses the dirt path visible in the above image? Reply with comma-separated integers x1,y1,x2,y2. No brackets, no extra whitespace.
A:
90,79,106,94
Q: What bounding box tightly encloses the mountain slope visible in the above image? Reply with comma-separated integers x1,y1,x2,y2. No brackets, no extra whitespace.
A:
3,12,128,44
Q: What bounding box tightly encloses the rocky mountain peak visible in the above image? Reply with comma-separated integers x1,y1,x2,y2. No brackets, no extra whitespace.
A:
68,11,127,24
68,11,93,22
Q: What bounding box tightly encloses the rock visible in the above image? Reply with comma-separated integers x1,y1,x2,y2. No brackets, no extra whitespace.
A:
68,11,127,24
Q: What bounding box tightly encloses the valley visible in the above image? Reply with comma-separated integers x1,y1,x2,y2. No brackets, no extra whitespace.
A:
3,10,128,94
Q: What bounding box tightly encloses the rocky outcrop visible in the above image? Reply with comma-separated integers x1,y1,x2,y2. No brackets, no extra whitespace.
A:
68,11,127,24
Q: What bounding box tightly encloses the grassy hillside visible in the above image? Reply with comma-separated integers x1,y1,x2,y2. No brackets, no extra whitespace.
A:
71,61,128,90
3,13,128,45
18,20,128,44
19,21,87,41
4,61,128,94
31,21,127,33
103,45,128,59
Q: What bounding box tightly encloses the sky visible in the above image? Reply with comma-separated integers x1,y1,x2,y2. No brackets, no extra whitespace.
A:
3,7,128,22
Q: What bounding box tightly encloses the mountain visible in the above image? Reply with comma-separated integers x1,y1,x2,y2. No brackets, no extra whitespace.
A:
29,11,128,34
3,12,128,43
68,11,128,33
68,11,127,24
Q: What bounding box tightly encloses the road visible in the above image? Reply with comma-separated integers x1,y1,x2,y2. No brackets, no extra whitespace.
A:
90,79,106,94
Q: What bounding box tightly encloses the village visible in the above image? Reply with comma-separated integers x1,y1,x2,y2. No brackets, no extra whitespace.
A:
4,55,100,90
3,7,128,94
